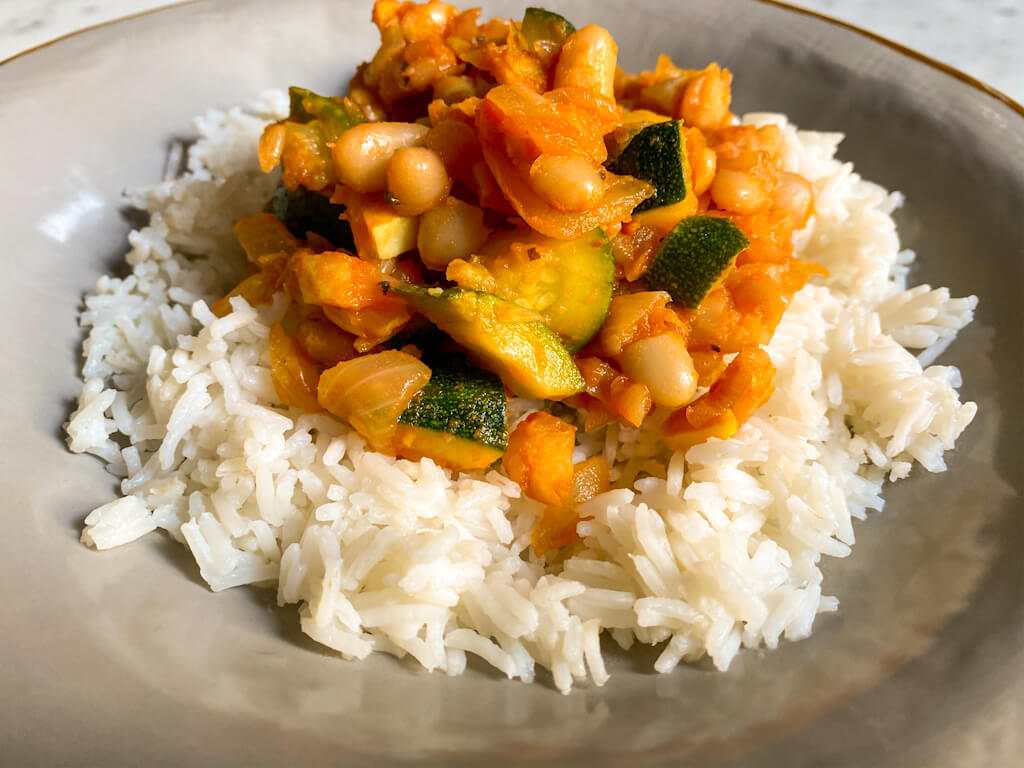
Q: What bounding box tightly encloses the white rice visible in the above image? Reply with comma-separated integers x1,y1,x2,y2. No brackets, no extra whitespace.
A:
65,93,977,693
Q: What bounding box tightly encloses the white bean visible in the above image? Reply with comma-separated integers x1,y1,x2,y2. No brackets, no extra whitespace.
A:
528,154,605,212
772,171,814,226
386,147,451,216
710,168,770,214
553,25,617,100
331,122,429,193
618,332,697,408
417,197,491,270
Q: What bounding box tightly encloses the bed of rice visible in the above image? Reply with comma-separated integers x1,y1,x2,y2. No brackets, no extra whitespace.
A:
65,90,977,693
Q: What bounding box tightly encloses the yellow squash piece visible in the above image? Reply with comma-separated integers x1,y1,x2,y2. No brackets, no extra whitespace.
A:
333,188,419,261
392,425,505,470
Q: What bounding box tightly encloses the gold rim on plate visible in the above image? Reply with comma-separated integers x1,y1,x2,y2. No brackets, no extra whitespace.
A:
0,0,1021,118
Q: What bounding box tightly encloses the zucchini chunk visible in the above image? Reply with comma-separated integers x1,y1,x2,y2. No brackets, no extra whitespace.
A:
261,86,366,192
521,7,576,51
333,188,419,261
608,120,690,214
288,86,364,142
643,215,749,308
471,227,614,352
393,285,585,400
395,356,508,471
270,186,355,251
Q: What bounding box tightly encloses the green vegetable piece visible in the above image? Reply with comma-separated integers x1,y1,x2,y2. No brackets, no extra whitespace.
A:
399,356,508,451
644,215,749,308
608,120,690,213
270,186,355,250
476,228,614,352
393,285,585,400
383,323,448,353
287,86,364,142
521,7,576,50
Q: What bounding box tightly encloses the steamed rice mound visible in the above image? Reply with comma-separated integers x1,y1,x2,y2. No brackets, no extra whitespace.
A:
65,91,977,692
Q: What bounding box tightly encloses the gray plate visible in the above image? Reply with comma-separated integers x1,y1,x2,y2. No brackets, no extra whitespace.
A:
0,0,1020,765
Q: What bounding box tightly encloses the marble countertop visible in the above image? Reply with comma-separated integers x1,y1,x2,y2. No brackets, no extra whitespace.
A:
2,0,1022,104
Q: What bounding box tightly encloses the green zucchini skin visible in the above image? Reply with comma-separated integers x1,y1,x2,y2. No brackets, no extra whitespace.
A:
608,120,689,213
477,228,614,353
398,356,508,451
521,7,576,49
287,86,363,141
393,285,585,400
270,186,355,251
643,215,750,308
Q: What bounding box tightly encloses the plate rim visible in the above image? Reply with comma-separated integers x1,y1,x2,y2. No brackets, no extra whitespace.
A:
1,0,1022,119
0,2,1019,765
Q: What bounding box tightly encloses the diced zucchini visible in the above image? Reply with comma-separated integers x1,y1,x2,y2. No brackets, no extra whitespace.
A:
288,86,364,141
470,227,614,352
337,189,419,261
608,120,690,214
605,111,671,163
384,323,448,353
521,7,576,51
395,356,508,470
270,186,355,250
393,285,585,400
632,196,699,236
262,87,366,192
392,426,505,470
643,215,749,308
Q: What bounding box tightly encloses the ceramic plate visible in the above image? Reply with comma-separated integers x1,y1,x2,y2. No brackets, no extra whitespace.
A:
1,0,1021,765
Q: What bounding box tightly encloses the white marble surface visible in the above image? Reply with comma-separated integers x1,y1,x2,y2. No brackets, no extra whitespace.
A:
1,0,1022,103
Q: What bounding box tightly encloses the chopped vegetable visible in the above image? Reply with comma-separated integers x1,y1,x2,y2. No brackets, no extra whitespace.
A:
234,213,300,265
608,119,690,213
294,314,358,367
575,356,652,428
269,185,355,251
502,411,576,506
258,86,365,191
395,355,508,470
269,323,322,413
332,188,419,261
287,86,365,140
528,450,606,561
237,0,828,507
453,227,614,351
571,455,610,504
394,285,585,399
293,250,394,310
317,350,431,450
593,290,682,356
322,303,413,352
476,84,654,239
530,505,580,557
211,271,277,318
521,8,577,55
683,344,775,427
663,408,740,453
643,215,750,308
